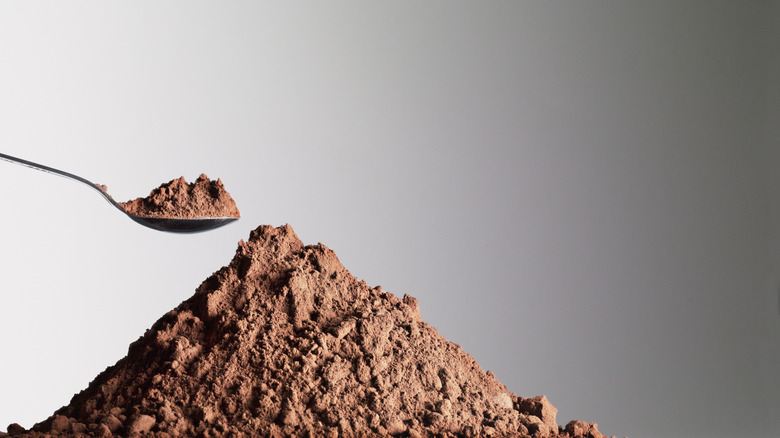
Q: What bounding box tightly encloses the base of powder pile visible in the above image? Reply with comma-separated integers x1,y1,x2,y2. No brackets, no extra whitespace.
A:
3,225,614,438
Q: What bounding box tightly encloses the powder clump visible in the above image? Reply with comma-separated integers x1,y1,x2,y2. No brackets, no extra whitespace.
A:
5,225,611,438
119,174,240,219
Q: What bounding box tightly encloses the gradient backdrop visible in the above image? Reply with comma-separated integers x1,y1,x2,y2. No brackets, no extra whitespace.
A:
1,2,779,438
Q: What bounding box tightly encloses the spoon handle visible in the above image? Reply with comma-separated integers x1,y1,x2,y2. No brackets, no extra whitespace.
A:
0,151,122,209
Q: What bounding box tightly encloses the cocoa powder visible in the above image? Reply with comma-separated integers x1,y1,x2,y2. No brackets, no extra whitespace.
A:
5,225,610,438
119,174,240,219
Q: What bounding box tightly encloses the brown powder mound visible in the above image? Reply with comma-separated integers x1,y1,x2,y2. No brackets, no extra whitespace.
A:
119,174,240,219
6,225,611,438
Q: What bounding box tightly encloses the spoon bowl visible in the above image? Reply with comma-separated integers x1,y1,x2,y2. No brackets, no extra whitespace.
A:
127,216,239,233
0,152,239,233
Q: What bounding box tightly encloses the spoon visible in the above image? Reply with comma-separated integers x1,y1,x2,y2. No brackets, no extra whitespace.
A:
0,152,239,233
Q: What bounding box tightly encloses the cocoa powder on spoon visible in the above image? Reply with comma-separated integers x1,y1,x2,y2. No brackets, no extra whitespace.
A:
118,174,240,219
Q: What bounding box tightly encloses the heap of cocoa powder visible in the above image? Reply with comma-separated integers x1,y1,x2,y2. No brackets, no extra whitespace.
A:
4,225,610,438
119,174,240,219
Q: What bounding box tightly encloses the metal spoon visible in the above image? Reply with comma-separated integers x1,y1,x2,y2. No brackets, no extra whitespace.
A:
0,152,239,233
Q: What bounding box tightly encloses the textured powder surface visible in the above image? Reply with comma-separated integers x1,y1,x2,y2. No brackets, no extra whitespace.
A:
119,174,240,219
4,225,611,438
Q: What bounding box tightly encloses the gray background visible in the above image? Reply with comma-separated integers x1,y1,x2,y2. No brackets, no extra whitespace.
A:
1,2,779,437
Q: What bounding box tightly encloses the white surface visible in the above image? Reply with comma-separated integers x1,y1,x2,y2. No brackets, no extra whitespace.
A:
1,2,779,437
